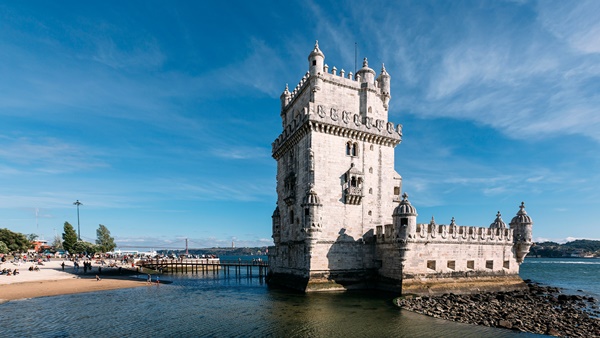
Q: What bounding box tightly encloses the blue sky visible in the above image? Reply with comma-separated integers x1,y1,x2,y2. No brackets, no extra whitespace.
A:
1,1,600,249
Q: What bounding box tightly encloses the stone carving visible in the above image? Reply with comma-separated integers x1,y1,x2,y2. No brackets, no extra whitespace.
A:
342,110,351,124
330,108,339,121
353,114,362,127
317,105,326,118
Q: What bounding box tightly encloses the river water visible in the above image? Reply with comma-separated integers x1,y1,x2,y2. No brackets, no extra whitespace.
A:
2,258,595,337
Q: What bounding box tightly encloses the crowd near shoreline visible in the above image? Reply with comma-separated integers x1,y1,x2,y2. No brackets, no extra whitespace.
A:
0,256,149,302
395,280,600,337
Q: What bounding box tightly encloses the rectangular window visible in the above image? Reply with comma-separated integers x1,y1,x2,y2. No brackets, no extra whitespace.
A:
467,260,474,270
486,260,494,270
447,260,455,270
503,261,510,269
427,260,436,271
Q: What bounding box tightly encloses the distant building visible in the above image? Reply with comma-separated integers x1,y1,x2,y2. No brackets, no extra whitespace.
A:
267,42,534,295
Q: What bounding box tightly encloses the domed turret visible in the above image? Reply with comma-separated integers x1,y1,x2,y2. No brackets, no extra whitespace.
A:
355,57,376,84
308,41,325,76
393,193,417,217
490,211,507,229
280,84,291,109
302,187,322,236
509,202,534,263
272,206,281,244
376,64,391,109
393,193,418,240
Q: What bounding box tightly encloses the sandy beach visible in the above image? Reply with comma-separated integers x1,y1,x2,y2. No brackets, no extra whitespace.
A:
0,259,149,303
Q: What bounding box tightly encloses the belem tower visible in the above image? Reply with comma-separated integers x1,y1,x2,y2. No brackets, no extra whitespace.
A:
267,42,534,295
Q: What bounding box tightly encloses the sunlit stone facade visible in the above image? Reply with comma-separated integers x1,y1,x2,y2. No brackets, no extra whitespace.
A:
267,42,533,294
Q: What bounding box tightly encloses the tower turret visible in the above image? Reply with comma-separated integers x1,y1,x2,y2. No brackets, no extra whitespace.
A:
301,187,322,238
280,84,291,110
376,64,391,110
308,41,325,76
356,57,376,84
272,205,281,244
489,211,507,229
509,202,533,263
393,193,418,240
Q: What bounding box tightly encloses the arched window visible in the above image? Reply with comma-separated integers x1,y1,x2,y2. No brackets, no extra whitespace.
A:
346,142,352,156
351,143,358,156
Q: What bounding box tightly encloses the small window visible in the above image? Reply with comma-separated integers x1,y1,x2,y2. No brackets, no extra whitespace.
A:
312,60,316,66
467,260,474,270
369,167,373,174
370,145,374,151
394,187,400,195
427,260,436,271
486,260,493,270
503,261,510,269
351,143,358,156
369,188,373,194
346,142,352,156
368,210,372,216
304,208,309,216
447,261,455,270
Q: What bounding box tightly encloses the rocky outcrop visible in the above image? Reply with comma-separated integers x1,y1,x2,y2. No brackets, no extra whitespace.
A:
395,281,600,337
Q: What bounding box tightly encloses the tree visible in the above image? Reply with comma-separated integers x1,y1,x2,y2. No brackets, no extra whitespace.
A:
62,222,78,254
0,228,30,253
27,233,39,241
0,241,9,254
96,224,116,252
71,241,98,255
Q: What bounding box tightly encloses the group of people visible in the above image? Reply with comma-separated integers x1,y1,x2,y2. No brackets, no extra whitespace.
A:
28,265,40,271
0,268,19,276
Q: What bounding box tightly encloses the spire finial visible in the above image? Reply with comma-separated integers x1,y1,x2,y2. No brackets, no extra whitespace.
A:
381,63,386,72
402,192,408,200
363,57,368,67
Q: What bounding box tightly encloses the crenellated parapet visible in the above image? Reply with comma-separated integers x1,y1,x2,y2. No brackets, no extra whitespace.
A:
377,221,513,245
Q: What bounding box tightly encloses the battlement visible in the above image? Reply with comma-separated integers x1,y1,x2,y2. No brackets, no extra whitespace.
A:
284,63,385,112
376,222,513,244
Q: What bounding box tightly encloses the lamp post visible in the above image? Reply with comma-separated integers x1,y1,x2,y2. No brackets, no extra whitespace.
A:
73,200,82,241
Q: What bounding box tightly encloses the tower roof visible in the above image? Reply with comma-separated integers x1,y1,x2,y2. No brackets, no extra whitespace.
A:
356,57,376,77
490,211,507,229
308,40,325,59
302,188,321,206
393,193,418,216
510,202,533,226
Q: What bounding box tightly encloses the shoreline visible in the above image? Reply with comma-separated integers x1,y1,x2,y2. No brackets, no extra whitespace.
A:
395,281,600,337
0,260,151,303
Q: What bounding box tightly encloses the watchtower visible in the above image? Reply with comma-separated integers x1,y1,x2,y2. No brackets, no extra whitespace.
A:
268,42,404,291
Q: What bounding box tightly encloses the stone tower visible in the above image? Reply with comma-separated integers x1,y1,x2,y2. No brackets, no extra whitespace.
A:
267,42,403,291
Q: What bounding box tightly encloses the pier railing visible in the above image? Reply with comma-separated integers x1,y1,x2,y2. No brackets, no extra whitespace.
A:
138,258,268,278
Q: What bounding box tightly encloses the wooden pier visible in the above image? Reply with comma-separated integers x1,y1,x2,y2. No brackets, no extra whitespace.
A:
138,258,268,278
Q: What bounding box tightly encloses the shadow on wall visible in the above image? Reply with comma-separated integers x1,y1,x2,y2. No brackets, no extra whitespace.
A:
325,228,375,289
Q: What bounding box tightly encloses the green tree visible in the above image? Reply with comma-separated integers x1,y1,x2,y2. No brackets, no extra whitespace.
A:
96,224,116,252
62,222,78,254
27,233,39,241
0,241,9,254
71,241,98,255
0,228,30,253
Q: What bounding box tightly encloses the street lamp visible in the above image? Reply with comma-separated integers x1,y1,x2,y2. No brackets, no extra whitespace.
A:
73,200,82,241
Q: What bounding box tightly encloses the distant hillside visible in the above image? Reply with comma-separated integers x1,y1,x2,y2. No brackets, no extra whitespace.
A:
530,240,600,258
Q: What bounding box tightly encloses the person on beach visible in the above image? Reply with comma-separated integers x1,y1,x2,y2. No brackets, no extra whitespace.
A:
95,275,101,281
61,262,65,271
156,275,159,284
147,274,151,284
